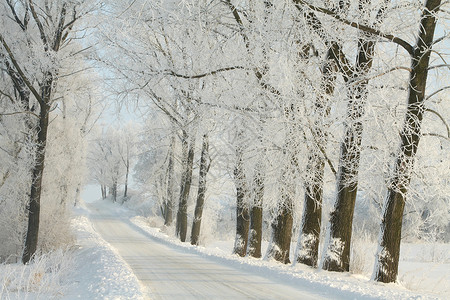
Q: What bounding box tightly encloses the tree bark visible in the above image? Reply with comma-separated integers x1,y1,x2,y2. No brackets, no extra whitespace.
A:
267,110,297,264
233,146,250,257
123,158,129,199
190,134,210,245
176,132,195,242
2,3,76,264
323,33,376,273
247,160,264,258
297,158,324,267
322,84,370,272
164,133,176,226
22,87,51,264
111,180,117,202
297,49,336,268
269,199,294,264
101,185,107,199
374,0,441,283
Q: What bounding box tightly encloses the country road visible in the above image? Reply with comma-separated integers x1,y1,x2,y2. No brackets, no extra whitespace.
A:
86,202,329,300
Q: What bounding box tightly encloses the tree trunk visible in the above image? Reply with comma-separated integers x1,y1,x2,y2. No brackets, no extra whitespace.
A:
297,158,324,267
322,35,376,272
267,115,297,264
101,185,107,199
374,0,440,283
22,101,50,264
269,198,294,264
176,132,195,242
111,178,118,202
268,155,295,264
164,133,176,226
322,86,370,272
247,160,264,258
233,147,249,257
2,4,72,264
191,134,210,245
74,184,81,207
297,49,336,268
123,159,129,199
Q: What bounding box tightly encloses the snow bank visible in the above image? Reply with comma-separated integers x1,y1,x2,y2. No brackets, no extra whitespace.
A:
64,204,145,300
0,249,72,299
129,215,447,300
0,205,144,300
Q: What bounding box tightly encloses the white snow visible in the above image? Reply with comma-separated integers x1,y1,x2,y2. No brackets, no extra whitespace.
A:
63,205,144,300
1,189,448,299
0,191,144,300
128,214,448,299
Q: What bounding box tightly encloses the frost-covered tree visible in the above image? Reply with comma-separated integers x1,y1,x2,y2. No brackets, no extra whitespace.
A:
294,0,448,277
373,0,445,283
89,126,135,203
90,0,448,280
0,0,101,263
190,133,211,245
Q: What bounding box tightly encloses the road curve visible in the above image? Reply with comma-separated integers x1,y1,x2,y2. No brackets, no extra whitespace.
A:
87,203,326,300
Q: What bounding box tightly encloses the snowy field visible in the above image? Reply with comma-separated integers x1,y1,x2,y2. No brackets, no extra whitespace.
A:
1,189,448,299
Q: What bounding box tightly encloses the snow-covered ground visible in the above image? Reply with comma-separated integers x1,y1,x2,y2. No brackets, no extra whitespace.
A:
80,194,448,299
0,192,144,300
63,204,144,299
128,217,449,300
1,188,448,299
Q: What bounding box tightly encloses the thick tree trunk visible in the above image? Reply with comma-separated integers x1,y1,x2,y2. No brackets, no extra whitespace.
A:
297,50,336,268
268,126,297,263
248,160,264,258
297,158,324,267
164,134,176,226
374,0,440,283
176,132,195,242
22,103,50,264
269,199,294,264
3,4,70,264
175,132,188,237
233,147,250,257
323,35,376,272
322,86,368,272
248,205,263,257
191,134,210,245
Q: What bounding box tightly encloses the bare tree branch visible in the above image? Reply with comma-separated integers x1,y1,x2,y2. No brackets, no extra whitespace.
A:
432,33,450,45
0,111,39,118
0,88,14,102
6,0,28,31
28,0,49,50
52,3,67,51
427,63,450,71
425,108,450,138
422,133,450,141
166,66,246,79
426,85,450,100
292,0,414,55
0,34,42,104
223,0,281,96
350,66,412,86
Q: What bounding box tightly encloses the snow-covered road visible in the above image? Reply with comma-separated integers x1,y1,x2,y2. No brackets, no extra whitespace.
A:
87,202,327,300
